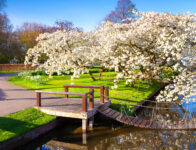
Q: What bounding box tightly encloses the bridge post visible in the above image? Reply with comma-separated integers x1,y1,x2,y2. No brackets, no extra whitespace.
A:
89,88,94,109
36,92,41,107
64,87,68,99
82,95,87,112
89,117,94,130
100,86,104,104
82,119,87,133
82,132,87,144
105,86,109,101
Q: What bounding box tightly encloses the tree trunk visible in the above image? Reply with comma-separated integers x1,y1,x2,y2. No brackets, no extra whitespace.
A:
98,69,103,80
89,72,96,81
131,81,135,87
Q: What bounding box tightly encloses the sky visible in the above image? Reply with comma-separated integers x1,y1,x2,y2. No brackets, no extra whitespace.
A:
5,0,196,32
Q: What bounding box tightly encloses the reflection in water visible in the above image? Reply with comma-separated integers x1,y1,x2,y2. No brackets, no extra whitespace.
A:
90,129,196,150
136,99,196,126
39,127,196,150
21,116,196,150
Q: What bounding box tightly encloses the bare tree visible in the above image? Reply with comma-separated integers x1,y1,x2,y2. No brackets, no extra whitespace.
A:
55,20,83,32
105,0,137,23
55,20,73,31
16,22,52,50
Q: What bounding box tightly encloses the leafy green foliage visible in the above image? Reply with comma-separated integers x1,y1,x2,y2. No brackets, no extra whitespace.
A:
159,67,178,80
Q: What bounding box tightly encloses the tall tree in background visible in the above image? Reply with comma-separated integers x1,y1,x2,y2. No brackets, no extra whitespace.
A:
55,20,74,31
105,0,137,23
55,20,83,32
16,22,51,50
0,0,83,63
0,0,14,63
17,21,83,51
0,14,24,63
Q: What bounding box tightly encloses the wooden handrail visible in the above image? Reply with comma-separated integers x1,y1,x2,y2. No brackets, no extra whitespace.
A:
64,85,103,88
35,90,94,112
63,85,109,104
35,90,92,96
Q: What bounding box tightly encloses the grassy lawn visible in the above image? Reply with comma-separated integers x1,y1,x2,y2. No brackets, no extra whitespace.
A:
0,108,55,143
8,71,163,115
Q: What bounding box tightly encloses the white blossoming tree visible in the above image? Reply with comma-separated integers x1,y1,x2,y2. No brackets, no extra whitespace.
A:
95,12,195,87
25,29,100,80
25,12,196,103
95,12,196,103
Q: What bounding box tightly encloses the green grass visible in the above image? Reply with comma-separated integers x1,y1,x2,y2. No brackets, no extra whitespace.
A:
0,108,55,143
8,71,163,115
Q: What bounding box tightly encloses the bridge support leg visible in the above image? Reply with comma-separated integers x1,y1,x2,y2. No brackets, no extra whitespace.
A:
82,119,87,133
82,132,87,144
89,117,94,130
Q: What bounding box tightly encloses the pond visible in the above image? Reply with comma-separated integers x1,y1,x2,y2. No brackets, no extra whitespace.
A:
18,94,196,150
20,101,196,150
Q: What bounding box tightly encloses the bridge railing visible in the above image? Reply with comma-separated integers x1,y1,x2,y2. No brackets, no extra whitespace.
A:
63,85,109,104
35,90,94,112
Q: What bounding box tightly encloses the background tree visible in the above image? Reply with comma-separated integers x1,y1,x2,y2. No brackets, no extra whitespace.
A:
105,0,137,23
0,0,24,63
16,22,51,50
17,20,83,52
55,20,83,32
55,20,74,31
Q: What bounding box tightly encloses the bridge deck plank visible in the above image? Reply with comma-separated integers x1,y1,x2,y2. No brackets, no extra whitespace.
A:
103,108,112,116
139,120,148,128
99,105,108,112
116,114,124,121
127,116,135,125
135,118,144,126
121,115,128,124
130,117,139,125
111,111,121,119
107,109,116,117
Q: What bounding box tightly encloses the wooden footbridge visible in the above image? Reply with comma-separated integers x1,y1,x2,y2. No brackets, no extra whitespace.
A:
35,85,196,132
35,85,110,132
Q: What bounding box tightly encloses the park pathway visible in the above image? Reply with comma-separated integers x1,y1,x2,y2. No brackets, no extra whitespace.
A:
0,73,37,116
0,73,60,116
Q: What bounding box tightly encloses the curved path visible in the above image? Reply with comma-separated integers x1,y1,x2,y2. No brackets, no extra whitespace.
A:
0,73,60,116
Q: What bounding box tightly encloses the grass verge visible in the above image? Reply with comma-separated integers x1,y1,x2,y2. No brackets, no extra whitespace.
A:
0,108,55,143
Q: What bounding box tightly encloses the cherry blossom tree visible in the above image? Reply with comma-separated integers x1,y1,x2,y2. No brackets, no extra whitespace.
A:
25,29,99,80
25,12,196,103
95,12,196,90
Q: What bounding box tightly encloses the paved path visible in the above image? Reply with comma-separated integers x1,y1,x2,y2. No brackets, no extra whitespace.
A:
0,73,38,116
0,73,60,116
